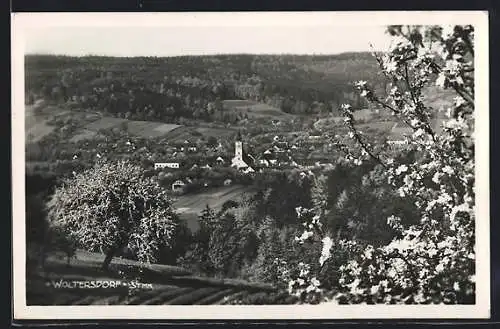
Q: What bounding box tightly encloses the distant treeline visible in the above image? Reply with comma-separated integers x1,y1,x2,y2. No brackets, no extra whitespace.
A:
25,53,390,123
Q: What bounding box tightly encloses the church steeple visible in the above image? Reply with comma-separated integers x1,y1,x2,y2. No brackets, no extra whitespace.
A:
235,130,242,141
231,130,254,172
234,131,243,159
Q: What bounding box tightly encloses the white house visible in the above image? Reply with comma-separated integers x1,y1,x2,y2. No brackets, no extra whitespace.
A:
387,140,409,146
387,122,412,146
172,180,186,192
155,162,180,170
242,167,255,174
216,156,225,165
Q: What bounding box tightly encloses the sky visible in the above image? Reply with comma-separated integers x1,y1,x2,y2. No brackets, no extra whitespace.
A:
23,25,393,57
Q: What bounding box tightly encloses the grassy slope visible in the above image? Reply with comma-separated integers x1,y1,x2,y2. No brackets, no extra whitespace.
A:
26,101,236,143
313,85,455,139
25,100,65,142
222,100,292,119
27,250,292,305
173,185,256,231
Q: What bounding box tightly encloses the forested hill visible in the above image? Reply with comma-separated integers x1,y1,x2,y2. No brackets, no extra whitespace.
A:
25,53,389,124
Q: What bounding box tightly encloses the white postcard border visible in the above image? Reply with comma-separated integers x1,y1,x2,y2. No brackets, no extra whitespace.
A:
11,10,490,320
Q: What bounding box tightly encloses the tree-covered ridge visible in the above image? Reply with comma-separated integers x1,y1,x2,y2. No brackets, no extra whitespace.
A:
25,52,389,123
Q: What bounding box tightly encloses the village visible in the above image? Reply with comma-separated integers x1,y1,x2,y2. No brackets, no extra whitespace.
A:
153,131,320,194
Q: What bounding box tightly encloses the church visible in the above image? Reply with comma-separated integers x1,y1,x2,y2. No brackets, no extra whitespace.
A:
231,131,255,173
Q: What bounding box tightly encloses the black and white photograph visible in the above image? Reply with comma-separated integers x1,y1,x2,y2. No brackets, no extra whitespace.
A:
12,11,490,319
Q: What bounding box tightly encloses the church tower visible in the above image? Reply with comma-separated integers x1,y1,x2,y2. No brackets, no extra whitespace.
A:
234,131,243,161
231,130,251,170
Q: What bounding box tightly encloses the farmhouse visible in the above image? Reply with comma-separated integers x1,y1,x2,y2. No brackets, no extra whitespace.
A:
387,122,412,146
387,140,409,146
257,148,295,168
155,162,180,170
259,149,275,167
259,159,270,167
172,180,186,192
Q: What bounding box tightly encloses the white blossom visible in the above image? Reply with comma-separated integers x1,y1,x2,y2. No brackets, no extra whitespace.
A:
389,35,412,52
442,25,455,38
319,236,334,266
435,73,447,88
382,56,398,73
295,230,314,244
454,96,466,107
442,165,454,175
395,164,408,175
363,245,374,260
432,172,443,184
354,80,367,88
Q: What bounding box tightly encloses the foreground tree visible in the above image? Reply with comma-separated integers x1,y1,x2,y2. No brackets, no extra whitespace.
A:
47,160,179,270
287,25,476,304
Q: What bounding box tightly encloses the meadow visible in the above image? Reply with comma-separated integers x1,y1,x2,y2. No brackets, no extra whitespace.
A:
73,117,183,140
222,100,292,119
173,185,256,232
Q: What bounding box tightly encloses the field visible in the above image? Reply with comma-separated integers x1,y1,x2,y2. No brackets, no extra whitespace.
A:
82,117,182,138
173,185,256,231
422,85,456,110
71,116,235,143
69,129,98,142
27,250,293,305
222,100,291,119
195,126,236,138
25,100,65,142
26,99,273,144
356,121,398,133
159,125,237,144
70,117,183,142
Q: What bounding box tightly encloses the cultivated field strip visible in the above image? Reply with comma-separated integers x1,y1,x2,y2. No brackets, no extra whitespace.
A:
27,250,297,305
71,117,183,141
27,276,295,305
222,99,290,118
